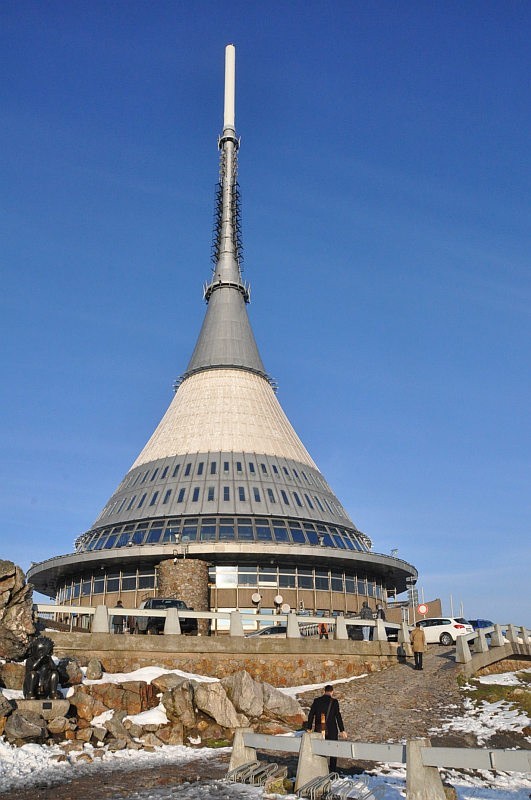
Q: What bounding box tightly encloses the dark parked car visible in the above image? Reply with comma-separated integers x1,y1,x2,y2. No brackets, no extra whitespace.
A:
136,598,198,635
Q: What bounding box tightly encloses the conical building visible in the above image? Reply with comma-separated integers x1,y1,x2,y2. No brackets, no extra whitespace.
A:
29,46,416,624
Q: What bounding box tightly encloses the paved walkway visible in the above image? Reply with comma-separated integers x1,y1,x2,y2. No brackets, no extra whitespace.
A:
299,644,467,745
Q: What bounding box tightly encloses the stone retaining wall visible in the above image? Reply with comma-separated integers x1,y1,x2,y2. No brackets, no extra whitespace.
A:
48,632,402,686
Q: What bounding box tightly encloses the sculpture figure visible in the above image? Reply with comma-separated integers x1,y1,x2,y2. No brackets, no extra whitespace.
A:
23,636,62,700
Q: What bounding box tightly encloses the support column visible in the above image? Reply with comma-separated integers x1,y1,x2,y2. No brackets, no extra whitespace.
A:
406,738,446,800
158,558,209,635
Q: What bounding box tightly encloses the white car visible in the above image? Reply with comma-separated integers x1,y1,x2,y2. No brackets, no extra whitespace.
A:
413,617,473,645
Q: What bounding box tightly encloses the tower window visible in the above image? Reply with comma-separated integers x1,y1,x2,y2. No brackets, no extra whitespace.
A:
192,487,200,502
280,490,290,505
141,471,149,483
253,487,261,502
197,462,204,475
223,486,230,501
238,486,246,501
172,464,180,478
293,491,303,507
151,469,159,481
315,496,324,511
305,494,314,510
149,491,159,506
260,463,267,474
293,469,299,479
236,461,242,473
223,461,230,472
161,466,169,479
127,495,137,510
138,493,147,508
249,462,255,473
177,489,185,503
210,462,217,475
184,463,192,476
283,467,289,477
267,488,276,503
207,486,215,501
272,465,279,474
162,489,172,504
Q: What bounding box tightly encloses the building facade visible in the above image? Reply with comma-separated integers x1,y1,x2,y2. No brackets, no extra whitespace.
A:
28,46,417,625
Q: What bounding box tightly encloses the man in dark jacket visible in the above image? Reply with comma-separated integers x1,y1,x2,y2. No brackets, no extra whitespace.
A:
306,685,346,772
360,601,373,641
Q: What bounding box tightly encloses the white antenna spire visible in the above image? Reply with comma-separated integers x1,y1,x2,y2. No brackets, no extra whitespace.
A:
223,44,236,130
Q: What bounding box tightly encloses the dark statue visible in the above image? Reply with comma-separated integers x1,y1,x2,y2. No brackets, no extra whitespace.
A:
23,636,62,700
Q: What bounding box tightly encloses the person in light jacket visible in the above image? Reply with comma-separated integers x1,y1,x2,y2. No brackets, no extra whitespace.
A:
360,601,373,641
410,622,427,670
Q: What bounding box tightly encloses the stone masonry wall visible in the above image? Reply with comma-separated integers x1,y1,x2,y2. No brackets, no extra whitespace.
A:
157,558,209,635
48,632,402,687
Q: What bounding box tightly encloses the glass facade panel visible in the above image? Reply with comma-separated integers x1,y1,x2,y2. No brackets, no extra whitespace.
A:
132,526,147,545
93,577,104,594
138,571,155,589
279,569,296,588
215,566,237,587
237,524,254,541
81,579,92,596
146,526,162,544
238,568,257,586
298,569,313,589
104,534,118,549
200,523,216,541
258,568,277,587
289,526,307,544
256,523,272,540
315,571,329,590
122,572,136,590
331,573,344,592
273,525,289,542
219,524,234,540
106,573,119,592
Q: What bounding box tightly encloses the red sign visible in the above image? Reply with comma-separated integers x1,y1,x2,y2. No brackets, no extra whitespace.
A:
417,604,428,615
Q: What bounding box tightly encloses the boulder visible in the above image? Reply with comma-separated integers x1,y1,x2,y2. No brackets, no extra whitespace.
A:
161,681,196,727
0,661,25,690
0,692,14,718
221,671,264,718
4,709,47,742
151,673,186,693
15,698,70,720
57,657,84,686
87,681,158,716
85,658,103,681
261,682,305,725
47,716,71,735
0,561,36,660
193,682,245,729
156,722,184,745
104,710,133,742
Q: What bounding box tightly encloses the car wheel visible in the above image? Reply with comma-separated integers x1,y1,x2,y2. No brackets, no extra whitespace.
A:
439,632,453,646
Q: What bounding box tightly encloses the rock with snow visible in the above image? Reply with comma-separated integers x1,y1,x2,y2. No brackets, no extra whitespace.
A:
161,680,196,727
15,698,70,720
0,560,36,660
4,709,47,743
156,722,184,745
104,709,133,742
151,672,187,693
57,656,84,686
262,682,305,725
85,658,103,680
221,670,264,718
193,681,246,729
0,660,25,690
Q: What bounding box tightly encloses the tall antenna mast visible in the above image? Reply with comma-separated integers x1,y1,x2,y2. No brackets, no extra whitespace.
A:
205,44,248,302
224,44,236,131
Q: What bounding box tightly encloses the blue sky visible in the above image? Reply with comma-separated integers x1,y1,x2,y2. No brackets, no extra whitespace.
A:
1,2,529,623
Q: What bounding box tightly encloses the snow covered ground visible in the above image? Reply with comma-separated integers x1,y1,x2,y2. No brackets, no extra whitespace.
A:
1,667,530,798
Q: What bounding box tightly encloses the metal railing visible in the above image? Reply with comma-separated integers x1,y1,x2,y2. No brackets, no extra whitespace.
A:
229,730,531,797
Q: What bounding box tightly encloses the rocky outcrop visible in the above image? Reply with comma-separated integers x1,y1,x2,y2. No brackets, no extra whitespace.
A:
0,560,35,660
1,669,305,753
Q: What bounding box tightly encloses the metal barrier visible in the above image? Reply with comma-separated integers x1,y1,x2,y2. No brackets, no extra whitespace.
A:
229,730,531,798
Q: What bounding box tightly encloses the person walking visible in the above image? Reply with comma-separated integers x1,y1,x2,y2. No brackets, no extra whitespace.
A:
375,604,386,621
112,600,124,634
360,601,373,641
410,622,427,670
306,685,347,772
